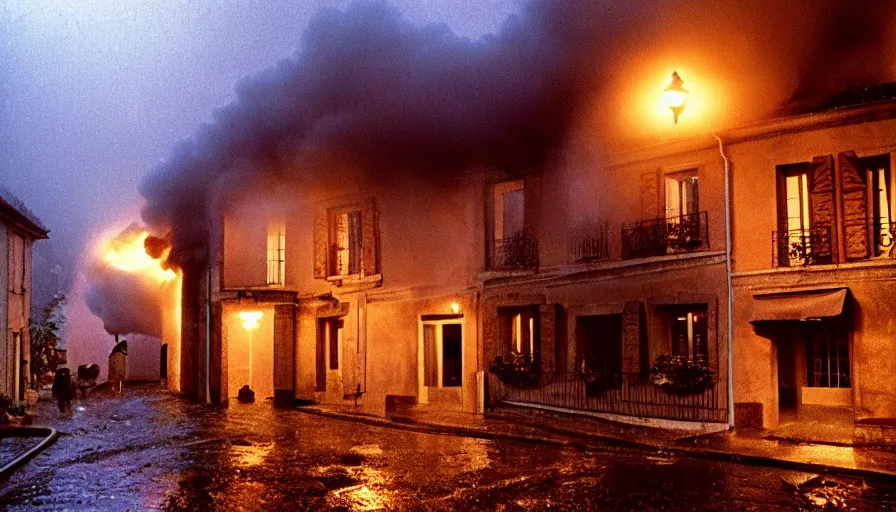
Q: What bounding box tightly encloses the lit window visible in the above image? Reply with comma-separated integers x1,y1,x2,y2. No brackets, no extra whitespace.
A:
665,171,699,221
669,305,708,363
863,156,894,257
807,329,850,388
498,306,540,359
266,222,285,286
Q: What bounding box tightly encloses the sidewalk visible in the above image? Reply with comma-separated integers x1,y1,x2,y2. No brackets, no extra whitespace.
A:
295,402,896,482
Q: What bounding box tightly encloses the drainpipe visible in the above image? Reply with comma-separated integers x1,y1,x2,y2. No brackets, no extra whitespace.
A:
205,265,212,405
712,133,735,428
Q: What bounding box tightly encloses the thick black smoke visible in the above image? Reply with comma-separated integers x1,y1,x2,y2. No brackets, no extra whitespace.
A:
139,0,896,270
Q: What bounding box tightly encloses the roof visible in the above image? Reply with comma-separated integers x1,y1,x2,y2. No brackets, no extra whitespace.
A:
791,82,896,115
0,186,49,239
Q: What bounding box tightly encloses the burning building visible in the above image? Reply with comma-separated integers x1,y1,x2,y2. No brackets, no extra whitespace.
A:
110,1,896,439
0,188,49,400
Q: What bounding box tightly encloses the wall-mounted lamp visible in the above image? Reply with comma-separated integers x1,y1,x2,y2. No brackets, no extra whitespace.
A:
451,302,461,315
663,71,689,124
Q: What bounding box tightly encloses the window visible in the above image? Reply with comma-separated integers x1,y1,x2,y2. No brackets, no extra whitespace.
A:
331,210,361,276
806,326,850,388
668,305,708,363
498,306,540,359
314,198,378,281
489,180,538,270
775,163,825,267
494,180,524,241
860,155,893,257
665,171,699,221
266,222,285,286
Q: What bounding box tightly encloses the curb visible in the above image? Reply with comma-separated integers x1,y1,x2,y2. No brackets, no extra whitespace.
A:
295,407,572,448
294,407,896,483
0,427,59,480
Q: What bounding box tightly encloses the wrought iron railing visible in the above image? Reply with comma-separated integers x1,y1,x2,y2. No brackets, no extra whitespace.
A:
569,220,610,262
487,371,727,423
772,227,833,267
843,221,895,259
488,236,539,271
621,211,709,260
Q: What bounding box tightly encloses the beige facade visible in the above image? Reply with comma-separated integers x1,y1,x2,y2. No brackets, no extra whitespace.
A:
179,101,896,433
724,104,896,434
0,191,48,400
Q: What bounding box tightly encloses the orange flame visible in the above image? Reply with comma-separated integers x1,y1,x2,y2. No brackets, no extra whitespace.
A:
102,231,176,282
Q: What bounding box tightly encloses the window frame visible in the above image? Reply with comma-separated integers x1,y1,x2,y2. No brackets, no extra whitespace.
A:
328,207,362,278
266,221,285,287
666,304,709,364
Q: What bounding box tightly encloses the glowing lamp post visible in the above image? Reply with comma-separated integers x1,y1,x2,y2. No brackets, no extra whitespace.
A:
238,311,263,388
663,71,690,124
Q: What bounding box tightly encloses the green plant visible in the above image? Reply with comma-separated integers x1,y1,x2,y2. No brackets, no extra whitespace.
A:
7,400,26,417
575,358,619,396
488,351,542,389
30,293,67,385
649,354,715,396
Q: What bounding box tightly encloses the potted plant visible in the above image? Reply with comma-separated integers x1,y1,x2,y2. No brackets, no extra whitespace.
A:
488,350,542,389
6,400,29,426
649,354,715,396
575,358,618,397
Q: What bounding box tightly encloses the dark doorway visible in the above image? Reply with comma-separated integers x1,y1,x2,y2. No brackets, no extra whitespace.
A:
442,324,462,387
160,344,168,380
576,314,623,380
778,340,797,411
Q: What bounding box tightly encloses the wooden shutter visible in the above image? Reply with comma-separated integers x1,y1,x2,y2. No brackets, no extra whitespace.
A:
313,209,328,279
809,155,837,262
839,151,871,260
538,304,557,372
273,305,295,396
621,301,645,374
640,170,659,219
361,198,378,276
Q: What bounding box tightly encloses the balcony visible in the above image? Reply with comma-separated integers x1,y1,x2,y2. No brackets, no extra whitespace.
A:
568,220,609,262
772,227,833,267
488,236,539,271
621,211,709,260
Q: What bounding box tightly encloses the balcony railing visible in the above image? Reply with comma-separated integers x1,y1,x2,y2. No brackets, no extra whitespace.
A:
569,220,610,262
487,371,727,423
488,236,539,271
621,211,709,260
772,227,833,267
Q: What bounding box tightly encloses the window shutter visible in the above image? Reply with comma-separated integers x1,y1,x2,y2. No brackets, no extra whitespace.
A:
313,209,328,279
621,301,645,374
808,155,837,262
361,198,378,276
640,171,659,219
838,151,871,260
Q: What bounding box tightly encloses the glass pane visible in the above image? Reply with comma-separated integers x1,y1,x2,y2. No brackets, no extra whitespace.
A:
423,325,437,387
502,189,525,239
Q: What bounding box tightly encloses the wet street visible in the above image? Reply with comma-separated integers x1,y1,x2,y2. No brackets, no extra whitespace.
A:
3,385,896,511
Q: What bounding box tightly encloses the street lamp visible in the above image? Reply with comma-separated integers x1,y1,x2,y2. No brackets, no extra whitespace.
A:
663,71,690,124
238,311,262,388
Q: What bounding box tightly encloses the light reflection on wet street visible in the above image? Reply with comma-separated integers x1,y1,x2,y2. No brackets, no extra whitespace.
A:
3,385,896,510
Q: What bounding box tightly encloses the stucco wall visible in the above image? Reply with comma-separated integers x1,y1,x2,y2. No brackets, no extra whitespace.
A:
728,117,896,273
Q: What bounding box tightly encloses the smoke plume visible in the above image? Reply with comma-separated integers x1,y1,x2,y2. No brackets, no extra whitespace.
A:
82,0,896,337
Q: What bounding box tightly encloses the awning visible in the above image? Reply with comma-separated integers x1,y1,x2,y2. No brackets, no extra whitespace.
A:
747,288,848,323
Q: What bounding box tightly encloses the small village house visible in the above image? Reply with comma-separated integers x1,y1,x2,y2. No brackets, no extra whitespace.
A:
0,188,49,400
